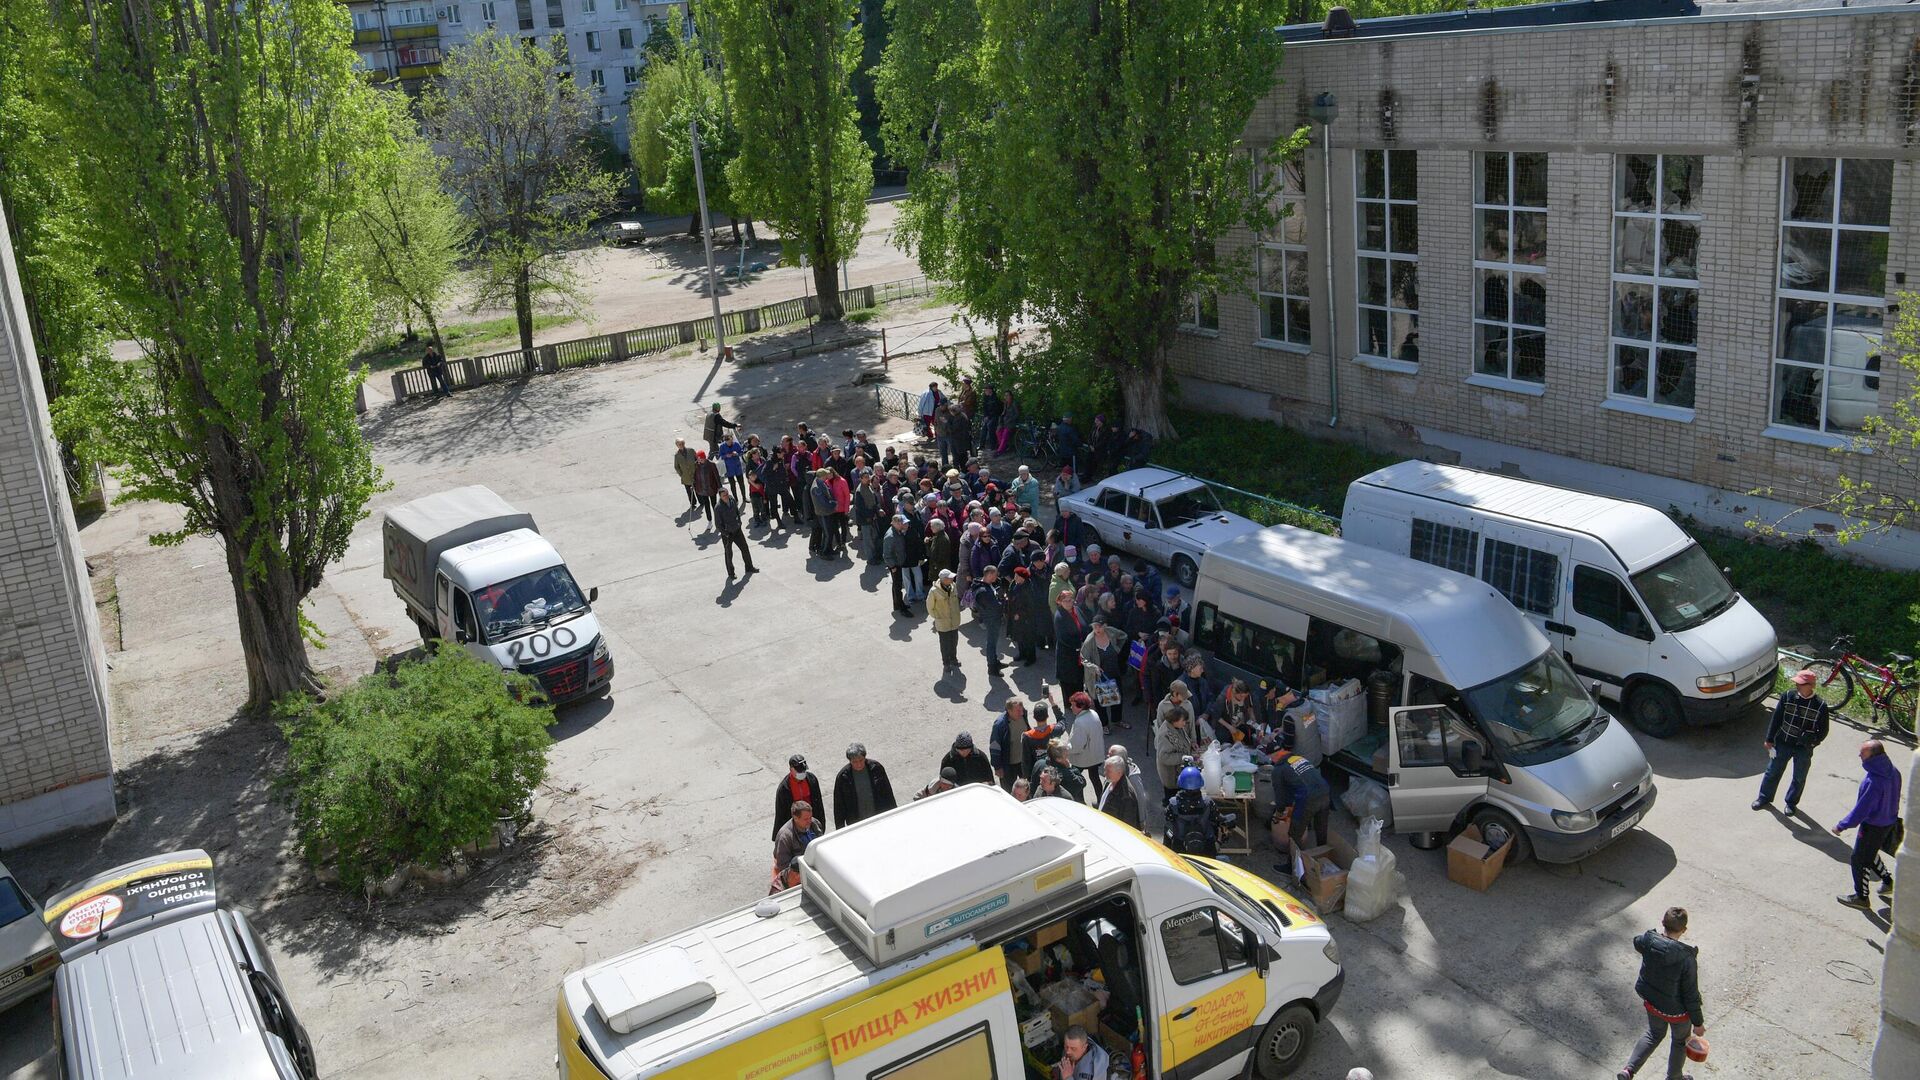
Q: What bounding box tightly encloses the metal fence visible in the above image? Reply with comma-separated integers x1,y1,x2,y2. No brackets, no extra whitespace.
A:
873,384,919,421
390,277,935,403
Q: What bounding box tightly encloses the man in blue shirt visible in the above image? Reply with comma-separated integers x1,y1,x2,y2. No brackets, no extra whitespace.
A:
1056,1025,1109,1080
717,435,746,500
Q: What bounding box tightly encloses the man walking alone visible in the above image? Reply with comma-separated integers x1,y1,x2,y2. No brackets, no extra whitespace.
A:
1752,668,1830,812
1834,739,1902,909
1616,906,1704,1080
714,488,756,580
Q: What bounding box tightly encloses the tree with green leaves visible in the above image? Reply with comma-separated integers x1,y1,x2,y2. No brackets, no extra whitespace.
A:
875,0,1026,362
0,0,111,479
424,31,617,354
347,96,470,351
627,47,744,241
979,0,1295,436
44,0,388,710
708,0,872,320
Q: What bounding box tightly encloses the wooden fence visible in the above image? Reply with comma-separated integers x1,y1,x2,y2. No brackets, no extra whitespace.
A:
390,276,936,402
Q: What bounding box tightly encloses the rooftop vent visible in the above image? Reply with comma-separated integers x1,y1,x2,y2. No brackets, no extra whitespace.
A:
1323,6,1356,36
585,946,716,1035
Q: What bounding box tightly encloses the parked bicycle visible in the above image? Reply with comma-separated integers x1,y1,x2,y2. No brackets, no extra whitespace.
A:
1802,634,1916,737
1017,422,1060,467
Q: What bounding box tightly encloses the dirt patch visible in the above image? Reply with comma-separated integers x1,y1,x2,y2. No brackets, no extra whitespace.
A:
88,555,122,652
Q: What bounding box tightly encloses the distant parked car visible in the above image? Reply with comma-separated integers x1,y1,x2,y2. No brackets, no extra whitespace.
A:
1057,467,1264,588
602,221,647,247
0,857,57,1015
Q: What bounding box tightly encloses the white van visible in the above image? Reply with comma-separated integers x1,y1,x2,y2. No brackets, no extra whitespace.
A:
557,784,1344,1080
1194,526,1656,864
1340,462,1778,737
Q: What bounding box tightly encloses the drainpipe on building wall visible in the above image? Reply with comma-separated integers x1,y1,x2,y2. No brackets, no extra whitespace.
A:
1307,92,1341,428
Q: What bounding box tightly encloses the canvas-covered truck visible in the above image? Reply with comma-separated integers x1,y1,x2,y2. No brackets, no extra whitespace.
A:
557,783,1343,1080
383,486,613,703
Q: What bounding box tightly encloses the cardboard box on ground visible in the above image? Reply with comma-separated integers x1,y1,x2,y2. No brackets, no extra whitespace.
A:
1289,834,1357,913
1446,824,1514,891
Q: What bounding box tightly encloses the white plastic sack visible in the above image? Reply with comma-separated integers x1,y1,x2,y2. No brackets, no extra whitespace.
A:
1201,743,1226,795
1342,777,1392,826
1344,817,1401,922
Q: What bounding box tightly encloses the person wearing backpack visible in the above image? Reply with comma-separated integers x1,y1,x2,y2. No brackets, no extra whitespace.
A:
1617,906,1704,1080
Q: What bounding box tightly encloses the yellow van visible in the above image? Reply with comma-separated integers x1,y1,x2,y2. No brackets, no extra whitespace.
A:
557,784,1342,1079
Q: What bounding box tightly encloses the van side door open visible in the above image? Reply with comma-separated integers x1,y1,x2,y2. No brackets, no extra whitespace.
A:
1387,705,1491,833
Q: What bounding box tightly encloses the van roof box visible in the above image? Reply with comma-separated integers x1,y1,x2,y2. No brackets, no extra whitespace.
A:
585,946,716,1035
799,785,1087,965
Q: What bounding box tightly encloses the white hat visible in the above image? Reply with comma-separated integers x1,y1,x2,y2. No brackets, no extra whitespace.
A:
1018,465,1031,475
1346,1071,1375,1080
938,569,956,580
930,518,946,530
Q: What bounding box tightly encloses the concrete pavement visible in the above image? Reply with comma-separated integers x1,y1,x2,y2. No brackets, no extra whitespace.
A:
0,338,1894,1080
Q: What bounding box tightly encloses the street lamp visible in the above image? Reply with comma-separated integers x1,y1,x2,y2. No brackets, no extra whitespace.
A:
1306,91,1340,427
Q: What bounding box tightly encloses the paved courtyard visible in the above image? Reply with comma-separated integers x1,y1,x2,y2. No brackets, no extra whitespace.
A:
0,331,1895,1079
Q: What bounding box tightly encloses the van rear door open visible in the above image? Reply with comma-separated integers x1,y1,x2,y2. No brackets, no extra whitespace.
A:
821,948,1022,1079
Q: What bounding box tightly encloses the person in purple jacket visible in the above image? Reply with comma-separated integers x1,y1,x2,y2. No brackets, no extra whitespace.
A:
1834,739,1902,909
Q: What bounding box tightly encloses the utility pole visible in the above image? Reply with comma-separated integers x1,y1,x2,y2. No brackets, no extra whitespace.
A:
690,117,728,361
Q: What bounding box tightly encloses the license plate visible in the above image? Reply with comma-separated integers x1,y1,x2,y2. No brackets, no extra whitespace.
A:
1610,812,1642,839
0,966,25,989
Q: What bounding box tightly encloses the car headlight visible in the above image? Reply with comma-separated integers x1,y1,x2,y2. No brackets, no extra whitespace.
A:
591,635,609,663
1322,940,1340,966
1552,808,1597,832
1696,672,1737,694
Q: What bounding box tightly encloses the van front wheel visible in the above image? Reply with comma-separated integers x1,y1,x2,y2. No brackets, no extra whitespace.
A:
1251,1003,1317,1079
1469,806,1531,864
1625,682,1684,739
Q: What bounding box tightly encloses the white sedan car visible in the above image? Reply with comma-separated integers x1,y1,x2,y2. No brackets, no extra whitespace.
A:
0,857,57,1015
1058,468,1264,587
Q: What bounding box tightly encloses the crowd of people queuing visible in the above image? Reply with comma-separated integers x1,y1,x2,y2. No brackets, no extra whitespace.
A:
694,381,1337,897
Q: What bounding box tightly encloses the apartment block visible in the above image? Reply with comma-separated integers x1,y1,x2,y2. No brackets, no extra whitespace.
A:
0,199,115,848
1173,0,1920,567
354,0,682,147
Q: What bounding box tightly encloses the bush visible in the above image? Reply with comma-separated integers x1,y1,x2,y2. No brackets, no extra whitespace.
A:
1150,407,1396,523
279,646,554,893
933,335,1117,430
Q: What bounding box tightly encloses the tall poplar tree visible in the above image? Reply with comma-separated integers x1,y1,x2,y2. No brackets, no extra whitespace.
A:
48,0,388,709
883,0,1291,435
708,0,871,319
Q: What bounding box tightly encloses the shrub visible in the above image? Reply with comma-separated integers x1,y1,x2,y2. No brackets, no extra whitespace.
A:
279,645,554,893
933,335,1118,430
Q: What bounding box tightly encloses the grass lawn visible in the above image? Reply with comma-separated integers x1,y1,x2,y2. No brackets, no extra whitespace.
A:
356,314,579,372
1151,406,1920,667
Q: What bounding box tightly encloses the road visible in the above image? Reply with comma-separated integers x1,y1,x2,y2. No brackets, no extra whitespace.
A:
3,322,1891,1080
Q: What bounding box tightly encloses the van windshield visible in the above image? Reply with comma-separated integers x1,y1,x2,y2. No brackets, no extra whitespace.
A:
472,566,589,643
0,879,32,927
1630,544,1735,633
1462,649,1603,766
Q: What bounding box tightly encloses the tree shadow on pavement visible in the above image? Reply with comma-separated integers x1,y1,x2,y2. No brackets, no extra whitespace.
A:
360,368,600,466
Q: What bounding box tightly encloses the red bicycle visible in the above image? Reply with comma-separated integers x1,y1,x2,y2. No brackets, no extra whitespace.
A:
1801,635,1916,738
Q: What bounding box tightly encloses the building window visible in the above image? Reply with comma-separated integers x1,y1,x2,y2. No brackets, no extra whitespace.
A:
585,29,601,49
1772,158,1892,434
581,0,595,10
1255,155,1310,348
1611,154,1701,411
392,5,432,25
351,9,378,29
545,0,563,27
516,0,534,30
623,65,640,86
480,0,495,22
614,0,627,9
443,3,463,23
618,26,633,48
1473,151,1548,384
1355,148,1419,365
588,68,605,95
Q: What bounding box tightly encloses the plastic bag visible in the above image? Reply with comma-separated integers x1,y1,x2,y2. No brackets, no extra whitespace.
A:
1345,817,1401,922
1201,744,1226,795
1342,777,1392,825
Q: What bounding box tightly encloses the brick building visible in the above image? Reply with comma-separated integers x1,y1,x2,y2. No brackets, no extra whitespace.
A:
1172,0,1920,567
0,199,115,848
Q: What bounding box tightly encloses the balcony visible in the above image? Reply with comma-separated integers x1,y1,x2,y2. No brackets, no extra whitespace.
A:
398,62,442,78
353,27,383,43
391,23,438,39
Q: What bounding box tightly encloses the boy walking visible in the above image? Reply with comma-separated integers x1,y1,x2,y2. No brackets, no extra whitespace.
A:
1618,906,1704,1080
